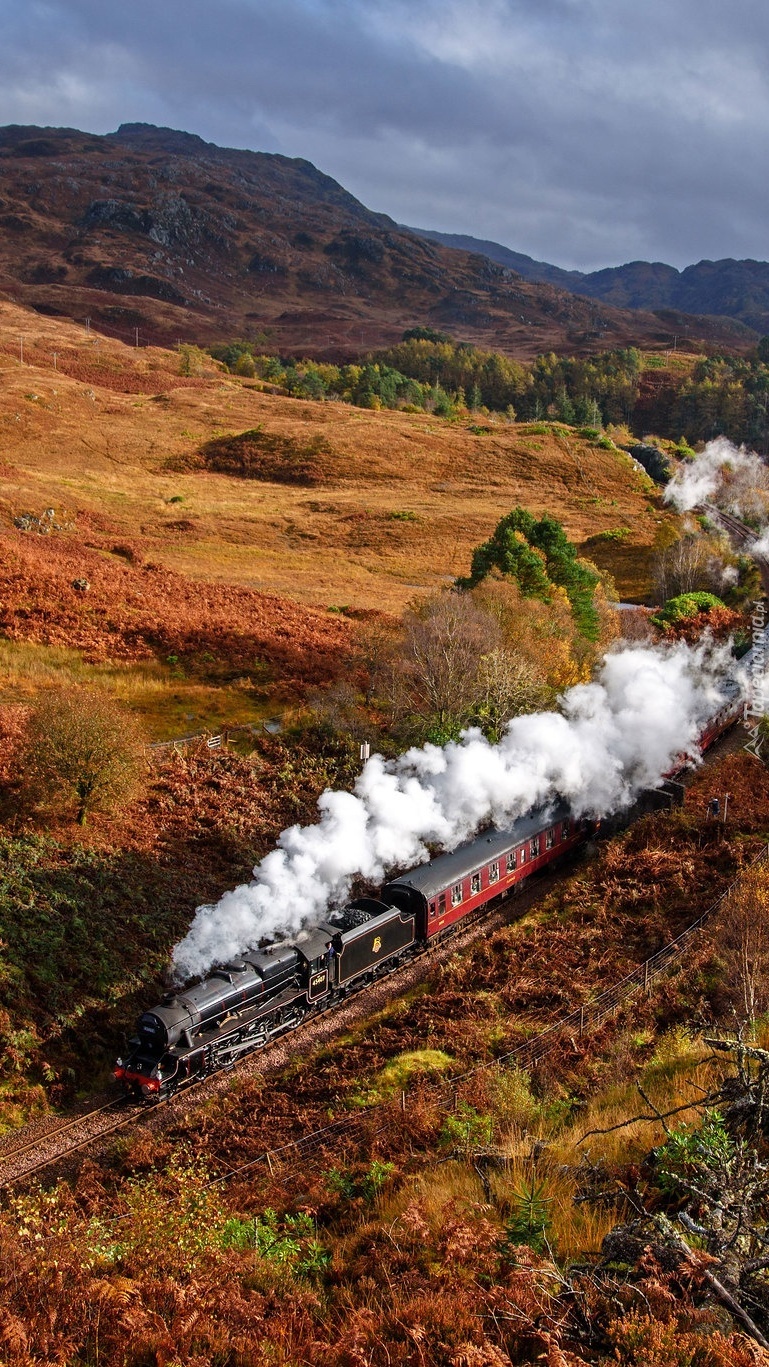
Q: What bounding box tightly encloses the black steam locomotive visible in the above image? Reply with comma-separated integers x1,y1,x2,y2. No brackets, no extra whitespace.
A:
116,665,747,1103
116,801,585,1100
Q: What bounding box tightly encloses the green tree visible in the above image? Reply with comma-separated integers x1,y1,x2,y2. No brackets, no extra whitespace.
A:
458,507,602,640
234,351,256,378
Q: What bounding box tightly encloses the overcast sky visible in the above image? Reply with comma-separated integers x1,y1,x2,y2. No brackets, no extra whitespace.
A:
1,0,768,272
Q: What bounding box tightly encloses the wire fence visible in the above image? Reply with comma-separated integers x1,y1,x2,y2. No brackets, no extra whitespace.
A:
212,844,769,1183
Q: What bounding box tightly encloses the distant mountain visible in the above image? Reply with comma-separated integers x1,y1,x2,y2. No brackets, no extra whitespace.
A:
410,226,769,336
0,123,756,357
580,258,769,334
404,227,583,292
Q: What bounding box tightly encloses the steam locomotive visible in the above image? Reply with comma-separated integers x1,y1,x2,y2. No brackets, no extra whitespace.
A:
115,802,585,1100
115,685,746,1103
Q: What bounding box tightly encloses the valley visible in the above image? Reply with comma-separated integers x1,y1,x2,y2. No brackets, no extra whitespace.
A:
3,120,769,1367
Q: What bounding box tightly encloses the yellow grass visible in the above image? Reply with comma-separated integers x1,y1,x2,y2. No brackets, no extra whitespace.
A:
486,1030,731,1259
0,301,677,611
0,640,275,739
373,1031,735,1265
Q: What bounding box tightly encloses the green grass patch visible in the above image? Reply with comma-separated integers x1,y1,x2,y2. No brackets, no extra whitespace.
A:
353,1048,454,1106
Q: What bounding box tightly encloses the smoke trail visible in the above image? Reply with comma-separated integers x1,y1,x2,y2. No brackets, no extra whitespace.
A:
172,638,732,981
664,436,769,518
749,527,769,557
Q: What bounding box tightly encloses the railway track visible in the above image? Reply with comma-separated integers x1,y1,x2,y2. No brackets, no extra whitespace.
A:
0,1098,144,1190
701,503,769,595
0,723,748,1193
0,858,575,1191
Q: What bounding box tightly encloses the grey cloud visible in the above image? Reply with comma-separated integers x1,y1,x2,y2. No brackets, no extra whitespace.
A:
1,0,768,270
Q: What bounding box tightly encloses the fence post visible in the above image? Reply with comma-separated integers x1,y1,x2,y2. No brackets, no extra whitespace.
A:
643,960,650,994
579,1006,585,1036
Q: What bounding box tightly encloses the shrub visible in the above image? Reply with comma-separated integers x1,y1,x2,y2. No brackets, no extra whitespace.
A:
327,1160,395,1203
651,591,726,630
654,1110,734,1194
439,1102,493,1155
589,526,630,543
197,427,334,485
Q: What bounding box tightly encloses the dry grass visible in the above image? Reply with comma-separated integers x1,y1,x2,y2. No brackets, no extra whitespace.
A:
332,1030,734,1269
0,301,675,611
0,640,276,739
484,1029,731,1260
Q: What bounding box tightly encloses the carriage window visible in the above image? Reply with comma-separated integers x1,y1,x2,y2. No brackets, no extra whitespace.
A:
562,820,570,840
546,829,555,850
519,846,527,864
471,872,482,894
429,900,437,919
488,860,499,883
439,892,447,915
451,883,463,907
506,852,516,873
530,836,540,857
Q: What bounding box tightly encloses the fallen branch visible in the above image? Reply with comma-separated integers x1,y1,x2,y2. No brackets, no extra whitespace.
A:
651,1210,769,1351
577,1093,715,1146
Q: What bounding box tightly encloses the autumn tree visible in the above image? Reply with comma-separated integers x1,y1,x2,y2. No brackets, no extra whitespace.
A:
471,576,593,690
22,690,145,825
718,867,769,1024
372,590,554,744
473,647,550,741
652,532,729,602
379,593,499,742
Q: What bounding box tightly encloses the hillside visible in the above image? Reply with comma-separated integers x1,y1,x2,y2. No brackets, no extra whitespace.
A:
0,123,754,359
413,226,769,336
3,747,769,1365
3,291,769,1364
0,299,669,618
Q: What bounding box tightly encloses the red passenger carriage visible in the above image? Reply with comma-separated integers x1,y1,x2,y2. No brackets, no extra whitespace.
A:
383,801,585,939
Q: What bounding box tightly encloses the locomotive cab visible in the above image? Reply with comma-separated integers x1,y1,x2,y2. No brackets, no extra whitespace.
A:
295,928,338,1000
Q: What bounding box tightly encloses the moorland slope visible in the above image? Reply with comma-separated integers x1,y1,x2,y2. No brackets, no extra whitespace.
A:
0,298,669,620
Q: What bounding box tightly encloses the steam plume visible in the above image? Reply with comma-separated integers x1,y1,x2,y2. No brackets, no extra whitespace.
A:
749,527,769,558
664,436,769,518
172,639,732,981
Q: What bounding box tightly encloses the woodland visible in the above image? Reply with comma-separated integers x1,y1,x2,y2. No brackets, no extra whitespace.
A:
210,333,769,455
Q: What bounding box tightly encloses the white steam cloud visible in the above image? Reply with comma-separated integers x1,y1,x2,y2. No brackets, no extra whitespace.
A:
664,436,769,518
172,639,732,982
749,527,769,558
